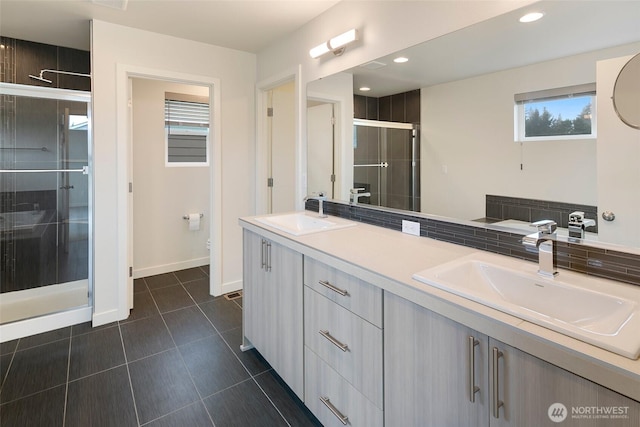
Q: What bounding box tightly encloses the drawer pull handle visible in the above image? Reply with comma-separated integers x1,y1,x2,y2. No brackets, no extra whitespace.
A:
492,347,504,419
468,336,480,403
320,396,349,425
318,280,348,296
319,330,349,352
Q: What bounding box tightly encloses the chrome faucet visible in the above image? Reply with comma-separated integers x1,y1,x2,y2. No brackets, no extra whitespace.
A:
349,188,371,205
303,192,328,218
522,219,558,278
568,211,596,240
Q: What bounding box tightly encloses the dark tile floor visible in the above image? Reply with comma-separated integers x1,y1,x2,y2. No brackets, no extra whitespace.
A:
0,266,321,426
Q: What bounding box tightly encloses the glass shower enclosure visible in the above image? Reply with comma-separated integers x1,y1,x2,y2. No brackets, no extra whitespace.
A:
353,119,420,211
0,83,91,325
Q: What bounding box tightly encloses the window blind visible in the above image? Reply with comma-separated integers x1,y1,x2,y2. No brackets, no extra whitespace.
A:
514,83,596,104
164,93,210,164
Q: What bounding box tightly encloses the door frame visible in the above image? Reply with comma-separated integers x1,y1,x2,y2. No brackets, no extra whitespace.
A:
255,66,302,214
116,64,222,317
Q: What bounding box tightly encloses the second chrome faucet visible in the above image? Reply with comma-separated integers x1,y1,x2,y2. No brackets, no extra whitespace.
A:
522,219,558,277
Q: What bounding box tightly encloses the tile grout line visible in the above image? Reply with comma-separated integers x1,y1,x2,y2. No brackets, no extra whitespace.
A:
149,276,216,426
0,340,18,393
195,298,293,427
171,272,268,426
61,336,72,427
117,286,143,427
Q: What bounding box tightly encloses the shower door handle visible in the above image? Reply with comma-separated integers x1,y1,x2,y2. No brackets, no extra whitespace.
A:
59,185,74,190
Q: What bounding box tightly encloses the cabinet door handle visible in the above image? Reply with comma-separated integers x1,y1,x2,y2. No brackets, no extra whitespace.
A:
318,280,348,296
319,396,349,425
260,239,266,270
266,242,272,272
468,336,480,403
319,330,349,352
492,346,504,419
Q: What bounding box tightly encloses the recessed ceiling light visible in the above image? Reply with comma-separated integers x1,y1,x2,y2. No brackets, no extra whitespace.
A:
394,57,409,63
519,12,544,23
359,87,371,92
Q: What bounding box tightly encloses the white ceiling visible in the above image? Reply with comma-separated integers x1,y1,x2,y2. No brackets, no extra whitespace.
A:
0,0,340,52
350,1,640,97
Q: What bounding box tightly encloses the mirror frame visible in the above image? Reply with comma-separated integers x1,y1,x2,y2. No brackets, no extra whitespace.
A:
613,53,640,130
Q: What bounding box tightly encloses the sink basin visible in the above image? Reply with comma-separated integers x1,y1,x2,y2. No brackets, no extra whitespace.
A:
255,212,356,236
413,252,640,359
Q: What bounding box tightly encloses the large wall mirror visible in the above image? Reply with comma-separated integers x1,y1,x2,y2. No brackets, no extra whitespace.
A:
307,1,640,249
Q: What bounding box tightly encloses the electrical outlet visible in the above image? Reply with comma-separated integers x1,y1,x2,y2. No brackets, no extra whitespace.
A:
402,220,420,236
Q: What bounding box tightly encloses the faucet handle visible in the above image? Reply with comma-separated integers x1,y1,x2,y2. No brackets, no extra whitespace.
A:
531,219,557,235
350,188,365,194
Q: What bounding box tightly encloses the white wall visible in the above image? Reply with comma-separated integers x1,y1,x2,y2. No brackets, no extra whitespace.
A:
131,79,210,277
420,42,640,221
92,20,255,325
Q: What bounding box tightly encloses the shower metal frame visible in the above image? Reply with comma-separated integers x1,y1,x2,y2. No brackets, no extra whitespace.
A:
0,82,93,316
353,118,420,211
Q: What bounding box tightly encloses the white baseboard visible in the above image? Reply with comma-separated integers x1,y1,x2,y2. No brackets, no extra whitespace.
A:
0,306,92,342
133,257,209,279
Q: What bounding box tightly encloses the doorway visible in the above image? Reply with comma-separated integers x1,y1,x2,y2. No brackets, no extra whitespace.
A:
117,65,222,314
130,78,211,283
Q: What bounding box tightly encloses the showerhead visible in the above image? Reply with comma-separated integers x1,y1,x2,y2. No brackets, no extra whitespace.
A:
28,73,53,84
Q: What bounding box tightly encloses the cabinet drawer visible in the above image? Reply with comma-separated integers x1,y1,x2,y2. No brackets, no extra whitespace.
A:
304,257,382,327
305,347,383,427
304,287,383,409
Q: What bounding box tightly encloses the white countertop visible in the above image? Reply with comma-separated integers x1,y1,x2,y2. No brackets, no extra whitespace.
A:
239,212,640,401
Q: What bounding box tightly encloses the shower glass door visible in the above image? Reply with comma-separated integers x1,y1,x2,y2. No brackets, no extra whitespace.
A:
353,119,420,211
0,84,91,324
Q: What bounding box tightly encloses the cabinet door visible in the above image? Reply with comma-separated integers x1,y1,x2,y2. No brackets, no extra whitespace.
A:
384,292,489,426
242,229,266,351
490,338,640,427
268,239,304,398
242,231,304,398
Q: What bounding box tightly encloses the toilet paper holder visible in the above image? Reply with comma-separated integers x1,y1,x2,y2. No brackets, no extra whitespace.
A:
182,213,204,220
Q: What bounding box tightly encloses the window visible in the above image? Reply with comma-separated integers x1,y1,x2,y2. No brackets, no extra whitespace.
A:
515,83,596,141
164,92,210,165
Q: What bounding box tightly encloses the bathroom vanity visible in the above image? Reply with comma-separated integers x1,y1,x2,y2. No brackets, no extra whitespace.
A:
240,212,640,427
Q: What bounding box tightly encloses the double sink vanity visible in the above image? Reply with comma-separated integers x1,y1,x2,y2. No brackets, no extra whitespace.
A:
240,211,640,426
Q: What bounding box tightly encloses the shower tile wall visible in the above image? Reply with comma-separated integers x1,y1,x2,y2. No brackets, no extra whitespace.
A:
355,89,420,123
0,36,90,90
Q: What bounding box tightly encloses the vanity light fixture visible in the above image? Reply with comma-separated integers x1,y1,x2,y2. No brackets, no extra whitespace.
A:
359,87,371,92
309,29,358,59
519,12,544,23
393,57,409,63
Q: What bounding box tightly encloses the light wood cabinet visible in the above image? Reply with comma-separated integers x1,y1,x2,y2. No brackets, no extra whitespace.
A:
385,291,640,427
304,286,383,408
242,229,303,398
242,225,639,426
490,338,640,427
303,257,383,426
305,347,383,427
384,291,489,426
